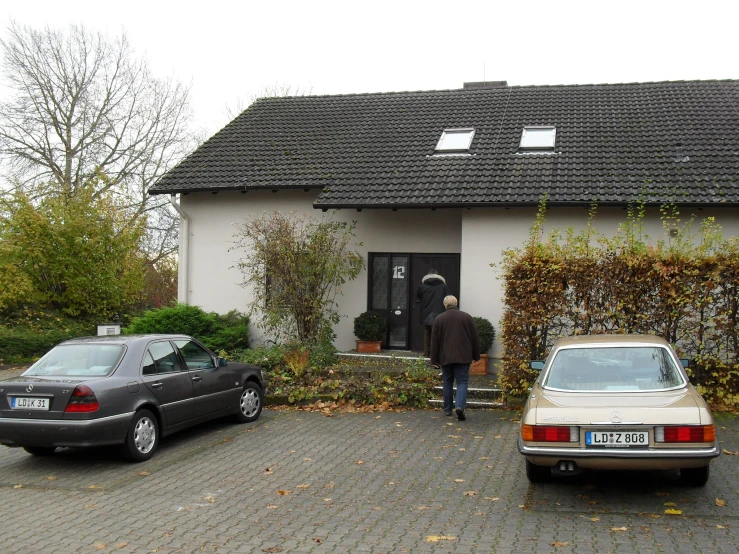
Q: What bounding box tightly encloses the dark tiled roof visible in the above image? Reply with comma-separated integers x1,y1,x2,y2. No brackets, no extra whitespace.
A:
150,80,739,207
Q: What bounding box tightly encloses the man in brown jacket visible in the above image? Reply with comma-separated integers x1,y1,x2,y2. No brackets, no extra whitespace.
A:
430,295,480,421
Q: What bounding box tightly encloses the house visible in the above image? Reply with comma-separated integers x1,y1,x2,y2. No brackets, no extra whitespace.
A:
149,80,739,357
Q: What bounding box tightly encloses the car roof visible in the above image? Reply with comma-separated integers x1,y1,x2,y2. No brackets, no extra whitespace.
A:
58,334,192,346
552,334,670,348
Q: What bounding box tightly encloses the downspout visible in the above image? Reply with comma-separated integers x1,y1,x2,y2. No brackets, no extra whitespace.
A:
169,194,191,304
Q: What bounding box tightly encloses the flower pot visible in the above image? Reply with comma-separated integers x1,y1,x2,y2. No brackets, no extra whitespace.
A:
470,353,488,375
356,340,382,353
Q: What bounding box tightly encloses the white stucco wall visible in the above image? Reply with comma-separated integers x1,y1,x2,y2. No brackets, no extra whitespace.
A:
178,190,463,350
461,206,739,358
177,191,739,354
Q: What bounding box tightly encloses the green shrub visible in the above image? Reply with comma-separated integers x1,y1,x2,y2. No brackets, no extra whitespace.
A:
472,317,495,353
353,311,386,341
236,344,286,371
0,309,97,363
307,341,338,368
125,304,249,352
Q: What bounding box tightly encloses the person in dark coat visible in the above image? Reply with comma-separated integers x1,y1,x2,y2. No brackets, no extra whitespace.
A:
416,269,448,357
430,295,480,421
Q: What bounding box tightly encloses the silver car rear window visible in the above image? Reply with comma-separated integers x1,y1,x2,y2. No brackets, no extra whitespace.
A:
23,344,124,377
543,346,686,392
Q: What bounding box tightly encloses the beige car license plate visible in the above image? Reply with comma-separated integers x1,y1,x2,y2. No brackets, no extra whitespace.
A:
586,430,648,447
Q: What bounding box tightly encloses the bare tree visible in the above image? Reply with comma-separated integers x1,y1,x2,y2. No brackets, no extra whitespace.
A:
0,22,199,260
225,82,313,120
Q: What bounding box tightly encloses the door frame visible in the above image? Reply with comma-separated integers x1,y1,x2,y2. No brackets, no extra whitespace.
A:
367,252,460,351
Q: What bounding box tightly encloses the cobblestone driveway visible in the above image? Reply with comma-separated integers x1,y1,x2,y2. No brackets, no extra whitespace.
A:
0,405,737,553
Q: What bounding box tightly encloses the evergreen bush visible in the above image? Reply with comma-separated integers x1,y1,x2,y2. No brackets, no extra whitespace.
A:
353,311,387,341
472,317,495,353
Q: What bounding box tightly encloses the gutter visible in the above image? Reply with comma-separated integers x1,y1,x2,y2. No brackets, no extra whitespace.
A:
168,194,191,304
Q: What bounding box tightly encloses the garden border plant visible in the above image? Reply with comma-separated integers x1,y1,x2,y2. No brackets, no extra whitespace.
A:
498,197,739,409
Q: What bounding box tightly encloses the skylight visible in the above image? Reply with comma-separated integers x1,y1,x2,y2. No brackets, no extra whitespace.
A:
520,126,556,149
435,128,475,152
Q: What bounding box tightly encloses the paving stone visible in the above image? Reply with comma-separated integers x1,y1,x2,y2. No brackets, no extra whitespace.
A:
0,408,737,552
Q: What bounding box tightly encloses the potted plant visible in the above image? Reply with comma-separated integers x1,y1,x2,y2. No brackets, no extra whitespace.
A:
470,316,496,375
353,311,387,353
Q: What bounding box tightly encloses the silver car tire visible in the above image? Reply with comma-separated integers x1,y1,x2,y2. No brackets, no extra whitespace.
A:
235,382,263,423
122,409,159,462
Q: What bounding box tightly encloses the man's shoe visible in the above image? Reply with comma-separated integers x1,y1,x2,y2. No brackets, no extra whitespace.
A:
444,411,453,417
455,408,466,421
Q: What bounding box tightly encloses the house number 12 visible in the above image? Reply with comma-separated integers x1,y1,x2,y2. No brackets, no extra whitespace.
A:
393,266,405,279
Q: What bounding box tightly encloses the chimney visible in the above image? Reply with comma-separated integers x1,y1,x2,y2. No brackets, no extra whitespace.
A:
463,81,508,90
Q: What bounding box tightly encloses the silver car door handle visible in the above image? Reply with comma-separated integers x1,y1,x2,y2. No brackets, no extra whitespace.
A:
191,375,202,382
151,382,163,389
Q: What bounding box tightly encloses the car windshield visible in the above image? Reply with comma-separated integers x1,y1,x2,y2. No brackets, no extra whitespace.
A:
23,344,124,377
543,346,686,392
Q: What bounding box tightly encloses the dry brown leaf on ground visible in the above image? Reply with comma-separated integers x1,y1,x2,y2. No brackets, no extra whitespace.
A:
665,509,683,515
463,491,478,496
426,535,456,542
204,495,215,503
296,484,310,489
138,471,150,477
93,543,107,550
663,502,677,507
611,527,628,532
722,449,737,455
453,479,465,483
277,490,292,495
551,541,569,547
715,498,727,507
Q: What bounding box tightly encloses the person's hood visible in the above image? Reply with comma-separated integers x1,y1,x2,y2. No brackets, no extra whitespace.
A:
422,274,446,284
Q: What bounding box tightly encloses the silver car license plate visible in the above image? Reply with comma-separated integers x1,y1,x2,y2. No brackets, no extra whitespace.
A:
586,430,648,447
11,397,50,410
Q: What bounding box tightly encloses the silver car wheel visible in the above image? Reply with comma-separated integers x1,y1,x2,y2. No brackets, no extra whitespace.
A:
240,388,260,418
133,416,156,454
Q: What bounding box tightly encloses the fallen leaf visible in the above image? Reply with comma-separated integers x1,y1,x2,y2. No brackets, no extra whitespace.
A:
13,485,22,489
267,505,278,509
453,479,465,483
647,514,661,519
264,468,273,474
551,541,569,547
485,497,499,501
88,484,101,489
479,457,489,460
589,517,600,522
474,436,483,439
277,490,292,495
458,448,466,451
296,484,310,489
715,498,726,507
722,449,737,456
716,524,725,529
115,542,129,548
313,537,324,543
664,509,683,515
611,527,628,532
93,543,107,550
45,475,56,481
494,435,502,439
356,460,364,465
323,498,332,502
204,495,215,503
303,458,311,461
518,505,526,509
262,548,283,553
463,491,478,497
426,535,456,542
664,502,677,507
417,505,428,510
138,471,150,477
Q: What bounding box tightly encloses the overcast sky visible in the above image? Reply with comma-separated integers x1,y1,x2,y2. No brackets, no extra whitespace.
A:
1,0,737,136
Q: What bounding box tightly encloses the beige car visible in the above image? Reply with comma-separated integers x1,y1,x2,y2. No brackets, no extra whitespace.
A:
518,335,720,486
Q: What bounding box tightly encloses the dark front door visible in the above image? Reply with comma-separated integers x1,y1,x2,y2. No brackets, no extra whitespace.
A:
368,253,411,348
368,253,460,351
409,254,460,352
